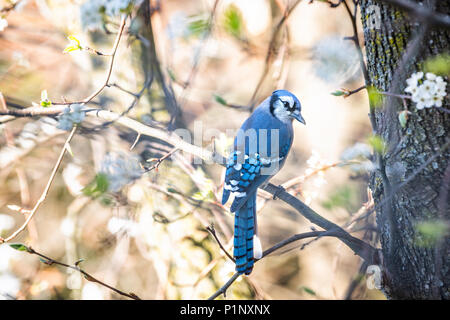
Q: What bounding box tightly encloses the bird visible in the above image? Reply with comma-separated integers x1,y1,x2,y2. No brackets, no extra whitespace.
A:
222,89,306,275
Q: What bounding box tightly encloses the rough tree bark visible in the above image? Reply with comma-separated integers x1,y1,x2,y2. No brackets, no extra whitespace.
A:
359,0,449,299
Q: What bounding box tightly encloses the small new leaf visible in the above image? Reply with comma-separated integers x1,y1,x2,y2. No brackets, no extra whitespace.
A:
75,258,85,267
82,173,109,198
10,243,29,252
300,286,316,296
166,187,178,194
63,35,83,54
398,110,410,128
367,86,383,108
84,274,97,282
65,143,74,157
187,14,209,37
331,90,345,96
39,257,53,265
223,4,243,38
40,89,52,107
214,94,228,106
367,135,386,154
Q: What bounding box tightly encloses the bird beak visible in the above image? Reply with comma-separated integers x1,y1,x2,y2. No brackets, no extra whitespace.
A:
292,112,306,125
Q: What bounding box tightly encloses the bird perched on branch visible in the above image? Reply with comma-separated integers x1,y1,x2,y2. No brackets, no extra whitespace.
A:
222,90,306,275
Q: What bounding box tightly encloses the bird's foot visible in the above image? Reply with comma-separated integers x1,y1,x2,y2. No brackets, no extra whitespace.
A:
272,185,285,200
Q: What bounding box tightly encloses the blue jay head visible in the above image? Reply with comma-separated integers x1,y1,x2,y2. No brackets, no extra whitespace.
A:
269,90,305,125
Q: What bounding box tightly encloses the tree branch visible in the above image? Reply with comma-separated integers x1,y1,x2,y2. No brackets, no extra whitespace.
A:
208,230,349,299
14,245,140,300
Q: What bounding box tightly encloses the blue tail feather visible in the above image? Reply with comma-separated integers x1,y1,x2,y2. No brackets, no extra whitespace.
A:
233,193,256,275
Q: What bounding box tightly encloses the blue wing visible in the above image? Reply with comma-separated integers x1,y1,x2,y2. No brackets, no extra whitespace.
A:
223,150,277,211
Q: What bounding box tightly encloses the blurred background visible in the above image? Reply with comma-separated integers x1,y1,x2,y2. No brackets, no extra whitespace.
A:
0,0,384,299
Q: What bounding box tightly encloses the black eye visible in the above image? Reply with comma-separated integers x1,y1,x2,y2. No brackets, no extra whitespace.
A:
283,101,290,109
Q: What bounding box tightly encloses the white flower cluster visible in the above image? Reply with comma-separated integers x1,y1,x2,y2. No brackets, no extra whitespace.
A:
0,18,8,32
57,104,85,131
313,36,360,84
80,0,141,30
340,143,372,161
340,142,376,173
0,245,21,300
100,152,143,192
405,72,447,110
107,216,139,237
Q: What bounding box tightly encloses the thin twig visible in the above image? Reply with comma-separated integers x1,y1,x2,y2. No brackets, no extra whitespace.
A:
206,225,234,262
52,15,128,106
208,230,344,299
0,126,77,244
144,147,179,173
342,85,367,98
22,245,140,300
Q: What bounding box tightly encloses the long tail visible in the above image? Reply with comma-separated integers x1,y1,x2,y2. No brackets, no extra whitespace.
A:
234,193,257,275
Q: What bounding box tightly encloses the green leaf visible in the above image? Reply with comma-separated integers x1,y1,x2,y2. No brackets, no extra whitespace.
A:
10,243,29,252
398,110,409,128
40,89,52,107
167,69,177,81
82,173,109,198
39,257,52,265
187,14,209,37
214,94,228,106
192,191,205,201
223,4,243,38
166,187,178,194
300,286,316,296
40,100,52,107
75,258,85,266
65,143,74,157
331,90,345,96
415,220,449,247
367,86,383,108
367,135,386,154
152,212,170,224
423,54,450,76
192,190,215,201
63,35,83,54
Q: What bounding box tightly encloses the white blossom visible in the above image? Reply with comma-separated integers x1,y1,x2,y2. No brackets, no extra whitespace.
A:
81,283,104,300
60,217,76,237
405,71,447,110
57,104,85,131
0,273,20,299
425,72,436,81
107,216,139,236
80,0,141,30
0,245,19,272
340,143,376,173
12,51,30,68
340,143,372,161
100,152,143,192
0,18,8,32
80,1,104,31
312,36,360,84
0,214,15,233
103,0,138,17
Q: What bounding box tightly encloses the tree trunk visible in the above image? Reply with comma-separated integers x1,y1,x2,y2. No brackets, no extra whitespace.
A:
359,0,449,299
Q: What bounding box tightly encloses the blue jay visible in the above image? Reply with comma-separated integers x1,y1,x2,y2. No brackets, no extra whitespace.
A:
222,90,305,275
